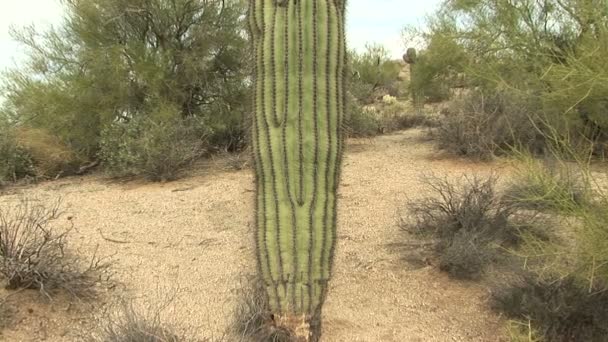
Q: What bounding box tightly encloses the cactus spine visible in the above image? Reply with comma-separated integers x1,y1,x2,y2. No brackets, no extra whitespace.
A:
248,0,346,337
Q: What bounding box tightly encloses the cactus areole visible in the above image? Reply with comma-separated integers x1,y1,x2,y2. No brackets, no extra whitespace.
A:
248,0,347,339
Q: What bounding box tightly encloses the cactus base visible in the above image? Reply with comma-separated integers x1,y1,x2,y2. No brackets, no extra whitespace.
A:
275,314,312,341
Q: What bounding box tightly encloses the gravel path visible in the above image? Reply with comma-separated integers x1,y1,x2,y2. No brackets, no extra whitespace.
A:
0,129,507,341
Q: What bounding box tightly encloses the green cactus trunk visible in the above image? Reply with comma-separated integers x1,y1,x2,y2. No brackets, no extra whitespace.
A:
248,0,346,337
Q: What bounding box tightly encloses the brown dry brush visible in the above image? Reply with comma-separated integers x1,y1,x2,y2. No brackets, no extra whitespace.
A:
404,174,547,279
89,298,187,342
229,276,295,342
0,198,111,299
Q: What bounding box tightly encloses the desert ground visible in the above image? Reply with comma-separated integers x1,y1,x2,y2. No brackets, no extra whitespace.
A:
0,129,509,341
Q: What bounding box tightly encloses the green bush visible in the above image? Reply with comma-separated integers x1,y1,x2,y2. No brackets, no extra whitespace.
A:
99,115,208,181
0,126,34,183
408,0,608,151
1,0,248,159
345,94,380,137
505,158,589,212
349,44,403,104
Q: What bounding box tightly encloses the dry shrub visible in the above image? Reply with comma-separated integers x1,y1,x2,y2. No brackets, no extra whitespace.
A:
229,276,297,342
432,91,544,160
491,275,608,342
90,298,188,342
376,101,438,133
404,174,541,279
99,116,208,182
14,127,81,178
0,198,110,299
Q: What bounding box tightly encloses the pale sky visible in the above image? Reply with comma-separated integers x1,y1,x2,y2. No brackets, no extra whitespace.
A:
0,0,441,72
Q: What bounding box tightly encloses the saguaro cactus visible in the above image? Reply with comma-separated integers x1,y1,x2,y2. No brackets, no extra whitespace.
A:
403,47,422,110
248,0,346,339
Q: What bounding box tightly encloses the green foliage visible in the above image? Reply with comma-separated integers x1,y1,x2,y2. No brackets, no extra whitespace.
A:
408,0,608,151
346,94,380,137
0,124,34,184
505,157,589,211
405,20,468,104
494,150,608,339
350,43,403,104
1,0,248,160
99,111,208,182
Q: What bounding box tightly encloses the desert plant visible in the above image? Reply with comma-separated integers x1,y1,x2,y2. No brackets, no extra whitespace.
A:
0,299,14,331
505,157,589,212
491,275,608,342
99,115,208,181
349,44,402,104
405,174,539,279
90,298,190,342
248,0,347,339
433,90,544,160
0,126,34,183
346,95,380,137
229,276,293,342
13,127,81,179
1,0,248,159
0,198,109,299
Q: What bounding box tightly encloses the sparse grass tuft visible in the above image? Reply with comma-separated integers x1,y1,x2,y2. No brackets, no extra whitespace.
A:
0,298,14,331
90,298,188,342
505,320,544,342
504,158,589,212
0,198,110,299
229,276,297,342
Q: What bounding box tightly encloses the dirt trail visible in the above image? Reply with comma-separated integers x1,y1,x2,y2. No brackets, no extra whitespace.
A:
0,129,508,341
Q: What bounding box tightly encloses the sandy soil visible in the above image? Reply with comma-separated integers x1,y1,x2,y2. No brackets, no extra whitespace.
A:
0,129,510,341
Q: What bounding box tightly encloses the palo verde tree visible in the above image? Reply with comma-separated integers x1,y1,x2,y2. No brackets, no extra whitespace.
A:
248,0,346,340
1,0,248,158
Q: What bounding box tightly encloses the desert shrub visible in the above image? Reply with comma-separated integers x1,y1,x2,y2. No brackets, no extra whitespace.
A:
505,158,589,212
491,275,608,342
376,101,438,132
0,198,110,298
405,174,539,279
345,94,380,138
99,115,208,181
408,0,608,150
14,127,82,178
90,298,190,342
433,91,545,160
349,44,403,104
1,0,248,159
0,126,34,183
